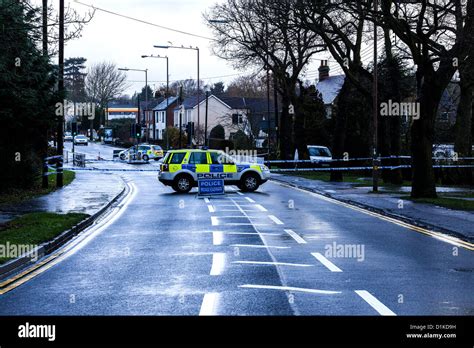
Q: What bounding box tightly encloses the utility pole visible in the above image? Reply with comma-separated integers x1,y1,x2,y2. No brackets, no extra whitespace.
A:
265,22,271,157
56,0,64,188
205,91,209,147
42,0,49,189
372,0,379,193
197,48,200,145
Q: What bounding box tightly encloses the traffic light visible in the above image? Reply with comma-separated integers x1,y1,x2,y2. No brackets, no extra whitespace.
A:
135,124,141,138
130,123,142,139
71,122,78,136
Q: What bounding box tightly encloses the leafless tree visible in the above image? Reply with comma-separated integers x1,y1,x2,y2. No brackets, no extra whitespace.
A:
85,62,129,127
371,0,473,198
205,0,326,158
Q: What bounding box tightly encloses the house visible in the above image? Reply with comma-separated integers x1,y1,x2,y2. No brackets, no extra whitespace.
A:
173,94,250,141
315,60,345,119
219,96,275,148
139,99,162,140
152,96,179,141
172,94,275,145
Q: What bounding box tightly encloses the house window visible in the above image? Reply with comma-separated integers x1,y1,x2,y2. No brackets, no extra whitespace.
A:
232,114,243,124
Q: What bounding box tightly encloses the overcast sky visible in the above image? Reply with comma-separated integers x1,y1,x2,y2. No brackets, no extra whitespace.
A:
36,0,338,96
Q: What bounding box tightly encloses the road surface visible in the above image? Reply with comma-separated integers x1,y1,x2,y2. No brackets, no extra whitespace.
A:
0,143,472,315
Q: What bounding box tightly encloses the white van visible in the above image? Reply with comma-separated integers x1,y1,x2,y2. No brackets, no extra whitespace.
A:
307,145,332,165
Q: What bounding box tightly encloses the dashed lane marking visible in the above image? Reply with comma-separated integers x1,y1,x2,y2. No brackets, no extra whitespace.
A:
231,244,290,250
268,215,284,225
199,293,220,316
210,253,226,276
213,232,224,246
284,229,307,244
355,290,396,316
233,261,313,267
311,252,343,272
239,284,341,295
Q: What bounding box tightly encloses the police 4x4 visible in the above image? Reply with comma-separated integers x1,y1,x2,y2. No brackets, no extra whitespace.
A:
158,150,270,193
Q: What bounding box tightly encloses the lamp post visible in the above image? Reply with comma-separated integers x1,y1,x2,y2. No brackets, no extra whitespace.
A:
142,55,169,148
154,45,200,145
372,0,379,193
118,67,149,142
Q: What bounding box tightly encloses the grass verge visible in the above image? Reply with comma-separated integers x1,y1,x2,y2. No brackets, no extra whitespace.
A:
0,170,75,206
289,172,372,184
404,197,474,212
0,212,89,264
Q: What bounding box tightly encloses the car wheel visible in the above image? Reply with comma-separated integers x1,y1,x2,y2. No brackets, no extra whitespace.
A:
142,155,149,162
120,154,126,161
240,173,260,192
172,175,193,194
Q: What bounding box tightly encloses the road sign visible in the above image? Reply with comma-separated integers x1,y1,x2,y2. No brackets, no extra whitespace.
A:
198,179,225,196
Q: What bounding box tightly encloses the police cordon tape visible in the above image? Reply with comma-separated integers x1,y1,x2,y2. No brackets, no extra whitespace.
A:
270,164,474,173
265,156,474,164
46,164,474,174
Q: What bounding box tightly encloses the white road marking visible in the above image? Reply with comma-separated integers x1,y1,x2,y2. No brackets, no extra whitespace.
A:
207,205,215,213
245,197,256,203
268,215,284,225
231,244,290,249
199,293,220,316
213,232,224,246
227,232,281,236
210,253,226,276
211,216,219,226
255,204,268,212
204,198,210,204
233,261,313,267
223,223,269,226
236,191,244,196
311,253,343,272
355,290,396,316
284,229,307,244
239,284,341,295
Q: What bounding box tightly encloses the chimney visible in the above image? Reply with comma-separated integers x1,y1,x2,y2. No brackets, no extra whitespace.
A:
318,60,330,81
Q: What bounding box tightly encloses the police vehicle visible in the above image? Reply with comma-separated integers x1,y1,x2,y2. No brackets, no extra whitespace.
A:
158,149,270,193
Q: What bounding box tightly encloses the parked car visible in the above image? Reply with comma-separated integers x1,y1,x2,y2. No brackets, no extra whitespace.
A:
307,145,332,165
74,135,88,146
64,132,73,142
159,149,270,193
119,144,164,162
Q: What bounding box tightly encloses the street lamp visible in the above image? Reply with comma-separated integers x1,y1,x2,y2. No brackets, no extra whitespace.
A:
118,67,149,142
154,44,200,145
142,54,170,149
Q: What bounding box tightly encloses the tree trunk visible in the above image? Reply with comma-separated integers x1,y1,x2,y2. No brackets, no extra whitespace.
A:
411,70,440,198
330,81,350,182
279,92,292,160
454,79,473,158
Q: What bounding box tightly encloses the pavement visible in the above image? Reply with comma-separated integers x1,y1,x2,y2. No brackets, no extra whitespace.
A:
0,172,125,224
271,174,474,242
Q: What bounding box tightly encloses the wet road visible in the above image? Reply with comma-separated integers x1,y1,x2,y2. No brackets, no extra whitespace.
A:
0,144,472,315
